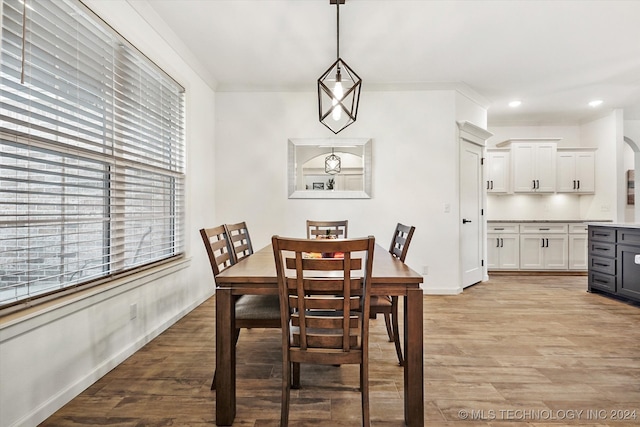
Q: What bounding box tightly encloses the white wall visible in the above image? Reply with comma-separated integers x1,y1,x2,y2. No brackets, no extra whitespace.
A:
0,2,217,426
486,115,621,221
215,89,486,294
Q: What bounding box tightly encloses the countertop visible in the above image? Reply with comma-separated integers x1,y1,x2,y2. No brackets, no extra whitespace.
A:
586,222,640,229
488,220,610,223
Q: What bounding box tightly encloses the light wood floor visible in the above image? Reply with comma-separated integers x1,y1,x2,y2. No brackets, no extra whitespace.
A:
41,275,640,426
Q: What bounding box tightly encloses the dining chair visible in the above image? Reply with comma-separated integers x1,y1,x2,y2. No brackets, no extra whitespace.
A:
369,223,415,366
200,224,280,390
272,235,375,427
306,219,348,239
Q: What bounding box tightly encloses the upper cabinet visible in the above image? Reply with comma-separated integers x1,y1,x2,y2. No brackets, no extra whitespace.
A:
496,139,559,193
556,149,596,194
491,138,596,196
485,149,510,193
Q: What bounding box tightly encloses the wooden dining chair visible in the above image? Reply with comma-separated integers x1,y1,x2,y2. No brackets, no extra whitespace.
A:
272,235,375,427
200,224,280,390
369,223,415,366
306,219,348,239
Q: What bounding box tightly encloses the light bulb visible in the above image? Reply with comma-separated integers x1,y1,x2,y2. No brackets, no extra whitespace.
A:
331,81,344,121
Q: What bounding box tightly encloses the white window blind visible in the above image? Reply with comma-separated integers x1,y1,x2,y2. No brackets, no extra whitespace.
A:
0,0,185,309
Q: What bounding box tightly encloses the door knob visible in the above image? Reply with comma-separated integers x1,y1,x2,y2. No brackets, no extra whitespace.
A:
462,219,472,224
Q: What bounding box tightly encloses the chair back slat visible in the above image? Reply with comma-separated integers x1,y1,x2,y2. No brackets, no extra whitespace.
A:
306,220,348,239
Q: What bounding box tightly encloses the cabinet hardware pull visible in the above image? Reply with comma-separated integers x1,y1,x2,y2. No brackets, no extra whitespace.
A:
494,227,504,230
594,262,609,267
491,180,494,190
541,238,545,247
532,180,536,189
595,247,610,251
462,219,472,224
573,180,576,189
539,228,550,231
487,181,490,190
536,179,539,189
593,279,608,285
577,180,580,190
546,238,549,247
496,238,500,248
594,233,608,237
500,238,504,248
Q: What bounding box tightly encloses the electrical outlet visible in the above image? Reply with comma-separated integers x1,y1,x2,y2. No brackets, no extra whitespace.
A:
422,265,429,275
444,203,450,213
130,303,138,320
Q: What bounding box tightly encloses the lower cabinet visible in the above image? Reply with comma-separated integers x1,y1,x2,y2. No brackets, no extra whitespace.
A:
487,234,519,269
488,222,587,272
568,224,589,270
588,225,640,303
520,234,568,270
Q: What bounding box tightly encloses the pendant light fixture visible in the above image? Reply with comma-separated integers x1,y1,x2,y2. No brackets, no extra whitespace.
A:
325,147,341,174
317,0,362,134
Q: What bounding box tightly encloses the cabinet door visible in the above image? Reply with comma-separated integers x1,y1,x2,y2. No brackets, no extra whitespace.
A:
544,235,568,269
535,143,557,192
569,234,588,270
512,144,536,192
556,152,577,192
574,151,595,193
500,235,520,269
520,234,545,269
617,243,640,300
486,151,510,193
487,235,500,269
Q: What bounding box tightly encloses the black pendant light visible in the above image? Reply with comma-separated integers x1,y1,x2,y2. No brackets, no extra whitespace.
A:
317,0,362,134
325,147,341,174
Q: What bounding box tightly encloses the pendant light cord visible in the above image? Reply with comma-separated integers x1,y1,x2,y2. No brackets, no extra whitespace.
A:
336,1,340,60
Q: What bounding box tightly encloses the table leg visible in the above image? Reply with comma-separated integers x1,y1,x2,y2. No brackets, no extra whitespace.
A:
404,288,424,426
216,288,235,426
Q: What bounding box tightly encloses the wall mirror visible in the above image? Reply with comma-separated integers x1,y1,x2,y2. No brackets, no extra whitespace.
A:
288,138,372,199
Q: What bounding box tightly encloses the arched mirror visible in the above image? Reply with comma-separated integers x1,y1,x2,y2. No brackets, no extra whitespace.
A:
288,138,372,199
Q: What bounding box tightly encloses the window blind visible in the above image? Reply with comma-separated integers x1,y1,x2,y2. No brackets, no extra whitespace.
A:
0,0,185,309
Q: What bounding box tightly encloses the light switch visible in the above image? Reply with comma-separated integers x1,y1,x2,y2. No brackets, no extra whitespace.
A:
635,254,640,265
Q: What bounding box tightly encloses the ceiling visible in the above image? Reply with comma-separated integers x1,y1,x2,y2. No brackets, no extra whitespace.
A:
133,0,640,126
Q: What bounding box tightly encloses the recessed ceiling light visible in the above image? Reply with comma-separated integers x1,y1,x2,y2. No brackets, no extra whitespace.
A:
589,100,603,107
508,100,521,108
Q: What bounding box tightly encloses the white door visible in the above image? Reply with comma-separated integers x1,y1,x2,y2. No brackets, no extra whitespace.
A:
460,140,483,287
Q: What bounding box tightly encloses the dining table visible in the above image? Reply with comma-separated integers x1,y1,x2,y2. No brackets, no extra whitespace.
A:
213,242,425,426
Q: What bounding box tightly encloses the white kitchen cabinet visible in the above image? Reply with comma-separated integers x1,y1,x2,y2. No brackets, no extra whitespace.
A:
568,223,589,270
510,142,557,193
488,222,587,272
520,234,568,270
487,223,519,269
485,149,510,193
556,149,596,193
519,223,568,270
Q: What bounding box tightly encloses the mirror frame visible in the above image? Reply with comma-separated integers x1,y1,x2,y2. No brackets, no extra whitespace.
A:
288,138,372,199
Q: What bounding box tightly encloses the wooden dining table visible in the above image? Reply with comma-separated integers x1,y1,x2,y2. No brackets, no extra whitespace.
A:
213,242,424,426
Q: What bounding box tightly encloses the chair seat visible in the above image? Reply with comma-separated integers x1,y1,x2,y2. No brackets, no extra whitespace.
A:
370,295,392,308
235,294,281,320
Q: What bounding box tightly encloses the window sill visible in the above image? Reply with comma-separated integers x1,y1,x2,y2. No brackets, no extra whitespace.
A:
0,257,191,340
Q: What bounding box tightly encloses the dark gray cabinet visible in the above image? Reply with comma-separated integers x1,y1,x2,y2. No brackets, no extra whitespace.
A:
588,225,640,303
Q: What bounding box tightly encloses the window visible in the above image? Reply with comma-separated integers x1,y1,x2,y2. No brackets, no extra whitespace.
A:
0,0,185,310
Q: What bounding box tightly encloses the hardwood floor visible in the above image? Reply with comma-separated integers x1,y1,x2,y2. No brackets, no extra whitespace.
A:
41,275,640,426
